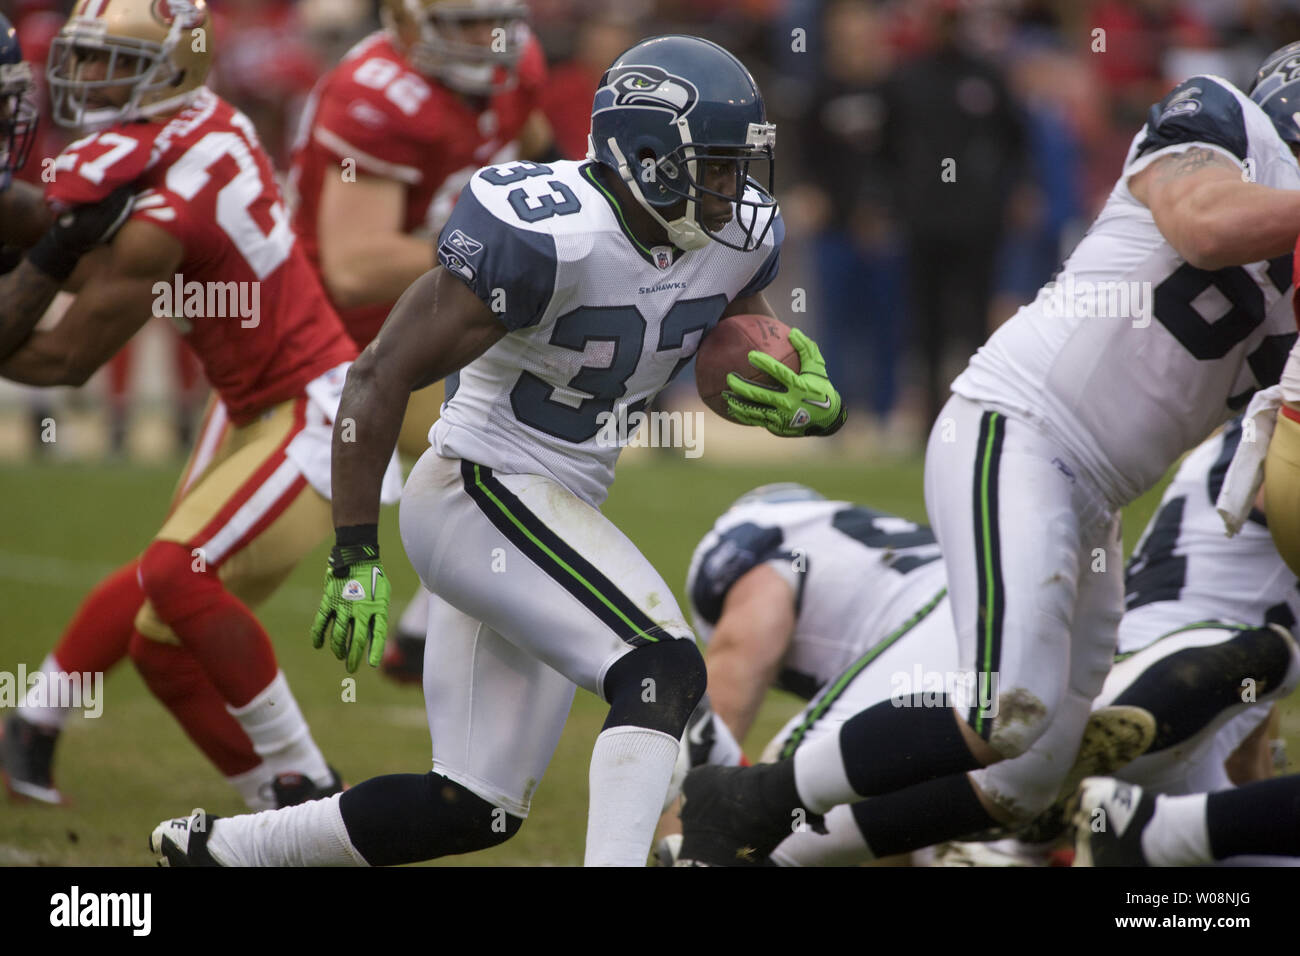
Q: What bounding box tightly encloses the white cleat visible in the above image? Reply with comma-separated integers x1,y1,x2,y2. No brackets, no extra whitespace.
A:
1070,776,1155,867
150,808,223,867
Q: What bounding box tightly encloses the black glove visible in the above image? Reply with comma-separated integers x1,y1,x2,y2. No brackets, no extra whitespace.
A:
27,184,135,281
0,246,23,276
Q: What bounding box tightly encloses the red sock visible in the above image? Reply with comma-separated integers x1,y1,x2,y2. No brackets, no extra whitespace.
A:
51,560,144,676
128,632,260,776
137,540,277,707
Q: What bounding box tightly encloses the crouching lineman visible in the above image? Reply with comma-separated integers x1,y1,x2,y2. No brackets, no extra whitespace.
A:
149,35,846,867
665,421,1299,865
0,0,401,810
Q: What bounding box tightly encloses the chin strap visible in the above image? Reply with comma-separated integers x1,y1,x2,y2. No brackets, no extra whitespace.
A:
603,135,710,251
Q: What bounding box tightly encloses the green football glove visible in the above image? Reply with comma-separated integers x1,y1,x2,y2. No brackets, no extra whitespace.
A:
311,528,391,673
723,327,847,437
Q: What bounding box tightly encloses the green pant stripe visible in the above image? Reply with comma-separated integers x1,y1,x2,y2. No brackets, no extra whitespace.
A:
779,588,948,760
471,463,660,644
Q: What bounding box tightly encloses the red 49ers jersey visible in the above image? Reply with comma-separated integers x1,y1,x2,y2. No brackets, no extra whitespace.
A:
289,30,547,346
47,88,356,426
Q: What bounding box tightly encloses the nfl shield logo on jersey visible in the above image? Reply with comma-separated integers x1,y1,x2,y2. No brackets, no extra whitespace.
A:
652,245,672,270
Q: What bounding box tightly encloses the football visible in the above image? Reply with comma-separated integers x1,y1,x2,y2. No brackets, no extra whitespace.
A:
695,313,799,421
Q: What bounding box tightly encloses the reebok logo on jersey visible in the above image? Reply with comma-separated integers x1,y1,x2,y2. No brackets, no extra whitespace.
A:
342,580,366,600
446,229,484,258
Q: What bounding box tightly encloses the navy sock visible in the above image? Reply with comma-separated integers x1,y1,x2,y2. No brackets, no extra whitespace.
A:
339,772,521,866
1206,776,1300,860
851,773,998,858
1114,626,1292,751
838,696,982,796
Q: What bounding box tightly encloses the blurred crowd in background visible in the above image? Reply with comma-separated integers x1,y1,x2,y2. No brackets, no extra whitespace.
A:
2,0,1299,459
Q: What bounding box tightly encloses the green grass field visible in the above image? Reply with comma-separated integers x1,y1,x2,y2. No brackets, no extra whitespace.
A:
0,455,1295,865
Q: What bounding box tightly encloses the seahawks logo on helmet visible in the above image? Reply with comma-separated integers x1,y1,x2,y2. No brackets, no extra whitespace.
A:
1266,54,1300,84
592,65,699,121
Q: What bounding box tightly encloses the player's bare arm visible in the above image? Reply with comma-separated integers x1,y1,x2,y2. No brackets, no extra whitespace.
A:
722,290,777,320
330,265,506,529
517,109,555,160
0,185,137,362
705,564,797,742
0,179,51,248
0,219,180,386
316,173,435,309
0,263,66,361
1129,146,1300,269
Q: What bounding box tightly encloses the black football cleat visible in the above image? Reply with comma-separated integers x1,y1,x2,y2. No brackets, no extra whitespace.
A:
379,629,426,685
272,765,344,808
1,713,65,805
676,762,817,866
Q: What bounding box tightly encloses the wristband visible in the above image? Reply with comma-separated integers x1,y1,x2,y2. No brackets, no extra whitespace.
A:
25,231,80,282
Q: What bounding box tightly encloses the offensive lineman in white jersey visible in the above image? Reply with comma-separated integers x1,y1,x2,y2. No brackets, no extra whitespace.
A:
676,53,1300,866
150,35,846,868
666,434,1300,866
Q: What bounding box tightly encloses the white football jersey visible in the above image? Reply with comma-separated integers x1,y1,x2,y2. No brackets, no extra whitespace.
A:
1120,420,1300,654
953,75,1300,508
431,159,782,506
685,496,947,698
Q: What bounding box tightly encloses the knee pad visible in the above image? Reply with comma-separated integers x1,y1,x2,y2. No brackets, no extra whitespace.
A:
339,772,523,866
602,638,706,738
1113,625,1298,751
138,540,223,625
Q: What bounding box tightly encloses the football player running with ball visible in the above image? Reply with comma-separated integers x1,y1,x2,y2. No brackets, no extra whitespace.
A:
288,0,553,681
675,49,1300,865
150,35,845,867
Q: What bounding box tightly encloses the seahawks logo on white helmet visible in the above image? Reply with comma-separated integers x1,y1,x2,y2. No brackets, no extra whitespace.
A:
592,65,699,120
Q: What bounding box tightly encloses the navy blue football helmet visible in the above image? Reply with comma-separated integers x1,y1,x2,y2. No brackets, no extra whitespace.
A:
587,35,776,253
1250,41,1300,147
0,13,37,188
